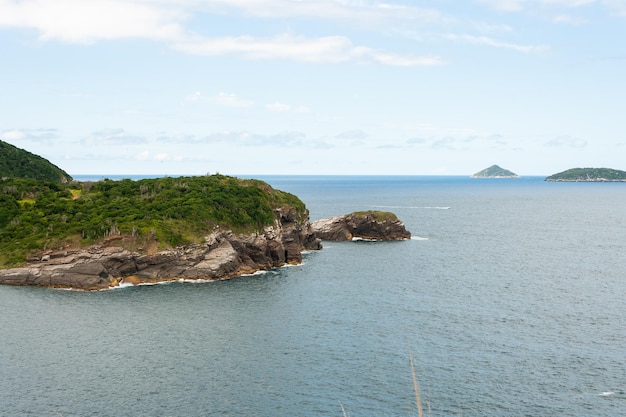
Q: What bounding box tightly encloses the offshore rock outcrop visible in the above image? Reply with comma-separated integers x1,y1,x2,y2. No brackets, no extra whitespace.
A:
311,211,411,241
0,207,321,291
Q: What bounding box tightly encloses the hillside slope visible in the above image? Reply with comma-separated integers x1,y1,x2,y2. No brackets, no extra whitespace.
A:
471,165,519,178
545,167,626,182
0,140,72,183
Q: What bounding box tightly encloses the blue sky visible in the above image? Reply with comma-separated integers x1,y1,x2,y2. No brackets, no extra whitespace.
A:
1,0,625,176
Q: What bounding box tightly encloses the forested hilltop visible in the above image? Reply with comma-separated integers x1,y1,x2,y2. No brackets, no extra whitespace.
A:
471,164,519,178
545,168,626,182
0,140,72,183
0,175,306,267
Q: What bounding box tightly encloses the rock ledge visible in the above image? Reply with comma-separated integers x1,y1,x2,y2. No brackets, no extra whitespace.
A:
0,207,321,290
311,211,411,241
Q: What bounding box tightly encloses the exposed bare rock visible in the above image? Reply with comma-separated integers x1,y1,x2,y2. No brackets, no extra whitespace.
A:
0,207,412,291
311,211,411,241
0,207,322,290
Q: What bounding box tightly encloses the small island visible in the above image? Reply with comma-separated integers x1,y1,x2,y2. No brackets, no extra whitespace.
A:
311,211,411,241
545,168,626,182
471,165,520,178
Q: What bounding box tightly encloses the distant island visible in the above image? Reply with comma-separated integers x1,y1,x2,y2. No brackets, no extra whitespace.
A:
471,165,520,178
545,168,626,182
0,139,72,183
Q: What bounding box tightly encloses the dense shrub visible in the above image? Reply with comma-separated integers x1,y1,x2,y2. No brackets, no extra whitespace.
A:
0,175,307,266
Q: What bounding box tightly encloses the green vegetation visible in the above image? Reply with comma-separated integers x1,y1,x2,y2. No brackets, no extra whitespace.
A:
0,140,73,183
471,164,519,178
352,210,399,222
0,175,306,266
545,167,626,182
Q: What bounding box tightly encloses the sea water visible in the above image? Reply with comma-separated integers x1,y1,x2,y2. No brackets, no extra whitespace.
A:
1,176,625,416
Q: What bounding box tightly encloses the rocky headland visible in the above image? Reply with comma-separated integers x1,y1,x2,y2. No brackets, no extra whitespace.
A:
311,211,411,241
0,208,412,290
0,146,413,291
0,207,322,290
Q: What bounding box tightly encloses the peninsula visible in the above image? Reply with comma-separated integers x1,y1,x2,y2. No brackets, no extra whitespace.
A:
545,168,626,182
0,174,324,289
471,165,520,178
0,142,411,290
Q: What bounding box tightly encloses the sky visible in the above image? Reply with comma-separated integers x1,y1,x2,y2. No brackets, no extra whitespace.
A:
1,0,625,176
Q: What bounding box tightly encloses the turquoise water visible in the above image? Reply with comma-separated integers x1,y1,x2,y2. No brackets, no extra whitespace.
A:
1,176,625,416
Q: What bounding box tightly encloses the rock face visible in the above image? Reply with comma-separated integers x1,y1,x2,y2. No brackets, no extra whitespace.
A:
0,206,321,290
311,211,411,241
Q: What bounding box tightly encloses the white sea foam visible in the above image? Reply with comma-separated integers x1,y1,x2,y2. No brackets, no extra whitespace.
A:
106,282,135,290
370,205,450,210
102,266,286,290
598,391,615,397
411,236,429,241
351,237,380,242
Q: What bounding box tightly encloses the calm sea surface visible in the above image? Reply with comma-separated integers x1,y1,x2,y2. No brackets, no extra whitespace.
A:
1,176,625,416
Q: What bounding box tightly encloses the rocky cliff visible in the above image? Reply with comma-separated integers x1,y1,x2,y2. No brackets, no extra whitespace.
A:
311,211,411,241
0,207,321,290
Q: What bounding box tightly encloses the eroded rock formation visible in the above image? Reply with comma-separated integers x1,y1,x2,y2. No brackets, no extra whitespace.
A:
311,211,411,241
0,206,321,290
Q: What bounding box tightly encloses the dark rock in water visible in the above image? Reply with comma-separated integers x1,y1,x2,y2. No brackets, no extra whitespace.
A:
311,211,411,241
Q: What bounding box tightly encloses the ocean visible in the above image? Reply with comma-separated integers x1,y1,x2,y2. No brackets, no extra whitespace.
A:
1,176,625,416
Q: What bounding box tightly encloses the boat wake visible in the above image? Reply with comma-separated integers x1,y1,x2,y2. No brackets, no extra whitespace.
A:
371,205,450,210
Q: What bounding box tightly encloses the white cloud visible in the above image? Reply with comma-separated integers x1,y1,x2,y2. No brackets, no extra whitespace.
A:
174,34,442,66
431,137,457,150
266,102,291,112
200,130,328,148
545,135,588,148
154,152,169,162
335,129,368,140
135,150,182,162
603,0,626,15
406,137,427,145
0,0,185,43
0,128,58,141
212,92,255,108
445,33,549,53
191,0,443,26
82,128,147,146
476,0,626,17
186,91,255,108
135,150,151,161
552,14,589,24
1,129,28,141
294,105,311,114
476,0,596,12
0,0,445,66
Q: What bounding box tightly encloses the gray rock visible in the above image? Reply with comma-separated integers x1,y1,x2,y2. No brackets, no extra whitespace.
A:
311,211,411,241
0,207,322,290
